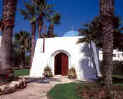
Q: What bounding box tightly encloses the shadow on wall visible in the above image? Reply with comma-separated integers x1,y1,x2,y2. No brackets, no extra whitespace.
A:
79,43,97,81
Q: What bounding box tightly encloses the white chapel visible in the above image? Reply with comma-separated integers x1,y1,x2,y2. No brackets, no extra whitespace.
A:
30,30,102,81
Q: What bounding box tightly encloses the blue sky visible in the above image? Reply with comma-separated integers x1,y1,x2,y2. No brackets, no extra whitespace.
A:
0,0,123,36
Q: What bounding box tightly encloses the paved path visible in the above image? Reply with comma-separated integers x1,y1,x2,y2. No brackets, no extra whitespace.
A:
0,76,76,99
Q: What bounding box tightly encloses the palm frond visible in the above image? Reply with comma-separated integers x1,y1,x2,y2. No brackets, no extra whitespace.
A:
120,27,123,30
24,2,36,16
45,4,54,10
78,16,102,48
77,37,90,44
83,24,89,27
30,16,37,23
20,9,29,20
50,13,61,24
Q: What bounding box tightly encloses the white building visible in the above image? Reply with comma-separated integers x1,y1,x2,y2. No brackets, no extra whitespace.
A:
30,31,123,81
99,50,123,61
0,32,123,81
30,31,102,81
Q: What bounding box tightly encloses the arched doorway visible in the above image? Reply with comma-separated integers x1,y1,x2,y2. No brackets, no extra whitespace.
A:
55,52,68,76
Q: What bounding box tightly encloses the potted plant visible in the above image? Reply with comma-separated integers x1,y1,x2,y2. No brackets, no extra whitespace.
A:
43,66,53,78
68,67,77,79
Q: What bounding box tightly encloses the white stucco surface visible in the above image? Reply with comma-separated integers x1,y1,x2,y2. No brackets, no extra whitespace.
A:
99,49,123,61
30,36,101,81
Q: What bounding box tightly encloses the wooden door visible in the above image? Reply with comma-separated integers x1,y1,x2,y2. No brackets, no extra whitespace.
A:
55,53,68,76
55,53,61,75
61,53,68,76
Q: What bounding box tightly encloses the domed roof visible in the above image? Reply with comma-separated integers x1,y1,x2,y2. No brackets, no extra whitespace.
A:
62,30,79,37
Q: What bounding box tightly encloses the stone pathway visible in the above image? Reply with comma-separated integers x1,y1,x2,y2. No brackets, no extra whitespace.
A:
0,75,76,99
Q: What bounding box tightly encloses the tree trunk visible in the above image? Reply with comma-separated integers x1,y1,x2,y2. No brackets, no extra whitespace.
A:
23,49,26,67
0,19,4,32
30,22,36,64
100,0,114,88
47,24,54,37
38,14,43,38
0,0,17,75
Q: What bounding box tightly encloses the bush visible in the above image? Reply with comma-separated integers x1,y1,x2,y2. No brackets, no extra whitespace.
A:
14,69,29,77
113,61,123,75
0,68,15,82
100,61,123,75
43,66,53,78
68,67,77,79
78,83,123,99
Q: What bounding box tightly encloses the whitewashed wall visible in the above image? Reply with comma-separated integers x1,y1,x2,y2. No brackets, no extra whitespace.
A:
99,49,123,61
30,36,99,80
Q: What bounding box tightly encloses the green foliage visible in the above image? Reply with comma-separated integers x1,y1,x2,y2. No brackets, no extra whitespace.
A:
78,83,123,99
14,69,29,77
113,17,123,50
46,13,61,37
43,66,53,77
12,31,31,66
113,61,123,75
78,16,102,48
78,16,123,49
48,83,81,99
20,0,56,24
14,31,31,49
49,13,61,24
100,61,123,75
25,55,31,66
68,67,77,79
20,2,37,23
20,0,60,38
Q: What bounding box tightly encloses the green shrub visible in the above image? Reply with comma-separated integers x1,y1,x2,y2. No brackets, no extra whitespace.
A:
78,83,123,99
68,67,77,79
43,66,53,78
112,61,123,75
14,69,29,77
100,61,123,75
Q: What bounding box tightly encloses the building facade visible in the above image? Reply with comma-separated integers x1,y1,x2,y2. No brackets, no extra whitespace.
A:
30,31,101,81
99,50,123,61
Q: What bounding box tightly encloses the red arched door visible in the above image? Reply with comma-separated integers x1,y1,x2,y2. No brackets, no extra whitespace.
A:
55,53,68,76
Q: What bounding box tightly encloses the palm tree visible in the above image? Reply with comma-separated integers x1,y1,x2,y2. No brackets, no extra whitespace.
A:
32,0,56,38
0,0,17,76
100,0,114,88
21,0,56,63
78,16,123,49
78,16,102,48
78,17,103,78
78,16,123,82
32,0,45,38
47,13,61,37
20,2,37,64
113,17,123,50
13,31,31,67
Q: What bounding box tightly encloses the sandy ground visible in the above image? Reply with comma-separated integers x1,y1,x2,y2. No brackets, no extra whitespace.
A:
0,76,76,99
